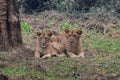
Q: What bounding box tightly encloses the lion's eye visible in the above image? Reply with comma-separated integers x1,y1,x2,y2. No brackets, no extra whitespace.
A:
73,35,77,37
68,34,71,37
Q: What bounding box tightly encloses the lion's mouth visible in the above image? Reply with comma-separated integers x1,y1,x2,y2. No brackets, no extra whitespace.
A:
69,42,75,47
41,43,47,48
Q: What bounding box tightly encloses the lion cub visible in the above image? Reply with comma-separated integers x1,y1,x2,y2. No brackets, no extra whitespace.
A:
34,31,53,59
51,29,85,58
64,29,85,58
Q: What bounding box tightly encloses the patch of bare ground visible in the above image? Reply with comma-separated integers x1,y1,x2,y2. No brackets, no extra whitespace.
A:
21,11,120,36
21,10,82,32
84,12,119,34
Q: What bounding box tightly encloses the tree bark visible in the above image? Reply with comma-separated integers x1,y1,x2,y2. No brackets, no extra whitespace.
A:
0,0,22,51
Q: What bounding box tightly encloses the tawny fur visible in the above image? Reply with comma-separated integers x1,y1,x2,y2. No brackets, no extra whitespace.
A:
50,42,66,57
34,32,53,59
50,29,85,58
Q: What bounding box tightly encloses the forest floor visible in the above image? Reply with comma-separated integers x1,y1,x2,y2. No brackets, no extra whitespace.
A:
0,10,120,80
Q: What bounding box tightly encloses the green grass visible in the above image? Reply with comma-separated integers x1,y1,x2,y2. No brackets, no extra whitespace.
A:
83,30,120,54
21,22,31,32
1,58,82,80
60,22,74,30
1,56,120,80
2,66,28,77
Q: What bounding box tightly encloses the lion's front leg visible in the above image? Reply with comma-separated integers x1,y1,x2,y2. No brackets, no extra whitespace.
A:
66,51,78,58
78,51,85,58
41,53,51,59
78,39,85,58
35,51,40,60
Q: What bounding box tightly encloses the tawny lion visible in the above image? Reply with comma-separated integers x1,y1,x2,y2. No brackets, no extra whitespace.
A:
34,31,53,59
51,29,85,58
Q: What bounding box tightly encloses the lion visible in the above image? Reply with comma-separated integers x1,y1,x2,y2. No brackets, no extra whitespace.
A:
50,29,85,58
34,31,53,59
64,29,85,58
35,31,67,60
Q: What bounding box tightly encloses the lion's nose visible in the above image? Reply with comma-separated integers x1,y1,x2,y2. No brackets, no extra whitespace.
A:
70,40,73,43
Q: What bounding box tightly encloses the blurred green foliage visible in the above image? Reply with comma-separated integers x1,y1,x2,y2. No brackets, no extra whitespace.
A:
60,22,74,30
21,22,31,32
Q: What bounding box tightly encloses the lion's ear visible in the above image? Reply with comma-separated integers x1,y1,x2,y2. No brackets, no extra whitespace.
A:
47,32,52,36
64,29,70,34
36,32,41,36
76,30,82,35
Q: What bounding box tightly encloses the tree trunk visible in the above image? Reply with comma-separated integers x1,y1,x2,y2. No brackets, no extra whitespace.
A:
0,0,22,51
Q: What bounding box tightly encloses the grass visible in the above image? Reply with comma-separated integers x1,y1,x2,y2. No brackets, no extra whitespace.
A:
2,66,28,77
1,27,120,79
21,22,31,32
2,56,120,79
1,58,82,80
60,22,74,30
83,30,120,54
1,56,120,80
